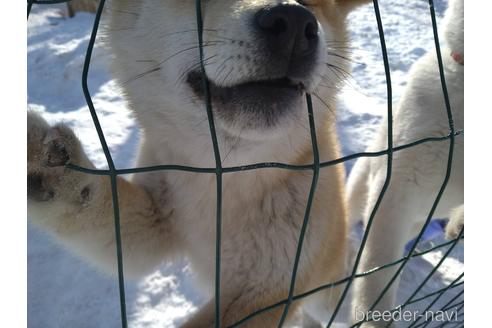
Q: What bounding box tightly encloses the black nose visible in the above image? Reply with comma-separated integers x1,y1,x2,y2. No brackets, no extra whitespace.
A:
255,4,319,58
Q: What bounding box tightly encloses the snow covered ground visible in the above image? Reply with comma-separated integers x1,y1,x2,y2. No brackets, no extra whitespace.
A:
27,1,463,327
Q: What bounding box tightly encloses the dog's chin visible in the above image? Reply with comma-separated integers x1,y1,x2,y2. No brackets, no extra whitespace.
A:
186,71,307,138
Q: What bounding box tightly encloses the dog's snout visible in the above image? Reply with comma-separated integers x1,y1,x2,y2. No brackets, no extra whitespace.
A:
255,4,318,58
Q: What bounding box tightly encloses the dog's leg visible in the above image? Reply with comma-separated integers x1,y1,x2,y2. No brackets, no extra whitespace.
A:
351,169,427,328
446,204,464,240
301,283,345,327
180,288,299,328
347,156,370,226
301,310,324,328
351,218,413,327
27,111,175,277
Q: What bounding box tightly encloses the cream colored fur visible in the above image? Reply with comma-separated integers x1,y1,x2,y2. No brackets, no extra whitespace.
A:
28,0,370,326
346,0,464,326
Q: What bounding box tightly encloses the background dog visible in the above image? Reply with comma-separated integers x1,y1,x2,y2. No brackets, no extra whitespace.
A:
346,0,464,326
27,0,370,326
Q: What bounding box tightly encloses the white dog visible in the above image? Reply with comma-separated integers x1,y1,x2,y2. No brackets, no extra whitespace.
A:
27,0,371,326
346,0,464,326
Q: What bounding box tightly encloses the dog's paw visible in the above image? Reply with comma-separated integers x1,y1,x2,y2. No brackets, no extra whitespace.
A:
445,205,464,240
27,111,93,204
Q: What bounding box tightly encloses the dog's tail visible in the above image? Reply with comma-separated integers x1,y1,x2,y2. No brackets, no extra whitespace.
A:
346,157,370,227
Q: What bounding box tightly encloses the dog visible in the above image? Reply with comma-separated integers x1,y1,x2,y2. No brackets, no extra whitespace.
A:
27,0,371,326
346,0,464,326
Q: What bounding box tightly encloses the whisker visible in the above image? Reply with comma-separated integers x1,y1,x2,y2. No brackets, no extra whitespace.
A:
158,28,222,39
124,44,219,84
222,128,244,165
325,64,366,93
107,27,135,32
214,56,234,80
324,42,370,52
321,66,370,97
180,40,227,47
112,9,139,16
220,66,234,86
123,67,161,84
157,44,217,66
177,54,219,83
317,83,342,90
326,51,359,64
326,63,354,80
312,91,336,117
319,69,346,89
156,29,249,45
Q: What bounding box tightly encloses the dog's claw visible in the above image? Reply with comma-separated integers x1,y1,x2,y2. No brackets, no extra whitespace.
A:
43,139,70,167
27,173,55,202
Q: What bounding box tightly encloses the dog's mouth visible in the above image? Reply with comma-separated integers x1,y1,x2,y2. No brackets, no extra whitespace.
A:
187,71,305,98
186,71,306,131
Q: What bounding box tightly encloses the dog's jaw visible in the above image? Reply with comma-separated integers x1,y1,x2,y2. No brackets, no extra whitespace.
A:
186,70,309,132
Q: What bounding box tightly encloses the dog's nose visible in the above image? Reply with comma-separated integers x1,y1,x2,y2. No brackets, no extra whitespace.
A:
255,4,318,58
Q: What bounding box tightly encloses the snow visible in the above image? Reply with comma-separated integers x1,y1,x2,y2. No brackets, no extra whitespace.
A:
27,1,463,327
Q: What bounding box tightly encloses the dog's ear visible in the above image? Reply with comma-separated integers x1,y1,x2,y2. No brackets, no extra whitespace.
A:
335,0,372,15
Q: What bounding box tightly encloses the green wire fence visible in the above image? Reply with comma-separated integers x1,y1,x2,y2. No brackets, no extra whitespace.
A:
27,0,464,327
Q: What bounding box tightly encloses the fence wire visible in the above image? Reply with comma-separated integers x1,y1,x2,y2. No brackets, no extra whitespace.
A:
27,0,464,327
